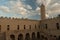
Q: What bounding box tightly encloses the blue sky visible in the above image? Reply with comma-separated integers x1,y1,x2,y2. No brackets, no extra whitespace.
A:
0,0,60,20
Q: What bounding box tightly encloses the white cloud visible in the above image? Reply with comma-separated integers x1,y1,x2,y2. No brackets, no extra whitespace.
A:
0,0,41,20
36,0,51,6
45,0,51,7
36,0,41,6
51,3,60,7
45,13,49,18
26,5,32,9
35,0,60,18
44,0,60,18
3,0,36,18
47,3,60,13
0,6,10,13
36,7,40,11
50,3,60,10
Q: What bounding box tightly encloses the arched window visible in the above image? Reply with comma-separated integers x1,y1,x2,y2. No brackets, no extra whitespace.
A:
54,35,56,37
24,25,26,29
17,25,19,30
18,34,23,40
25,33,30,40
54,35,57,40
7,25,10,30
32,32,36,40
0,25,1,32
56,23,59,30
38,25,40,29
35,24,36,29
45,24,47,29
29,25,31,29
10,34,15,40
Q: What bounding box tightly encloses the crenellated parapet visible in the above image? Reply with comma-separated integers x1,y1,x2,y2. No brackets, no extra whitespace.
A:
0,16,40,21
0,16,20,20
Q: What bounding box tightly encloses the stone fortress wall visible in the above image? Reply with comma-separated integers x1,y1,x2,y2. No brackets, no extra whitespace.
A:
0,17,40,40
0,3,60,40
0,17,40,32
0,16,60,40
40,17,60,40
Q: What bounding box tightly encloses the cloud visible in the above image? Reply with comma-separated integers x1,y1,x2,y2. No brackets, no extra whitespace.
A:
36,0,41,6
36,0,51,7
50,3,60,10
25,5,32,9
45,0,51,7
1,0,39,19
11,3,27,15
43,0,60,18
47,3,60,13
0,6,10,13
35,7,40,11
45,13,49,18
0,0,60,20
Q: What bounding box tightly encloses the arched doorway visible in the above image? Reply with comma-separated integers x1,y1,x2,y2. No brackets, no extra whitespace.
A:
18,34,23,40
37,32,40,39
41,35,44,40
54,35,57,40
45,37,48,40
58,36,60,40
10,34,15,40
25,33,30,40
32,32,36,40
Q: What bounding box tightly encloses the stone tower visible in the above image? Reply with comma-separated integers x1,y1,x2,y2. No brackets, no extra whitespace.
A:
40,4,46,20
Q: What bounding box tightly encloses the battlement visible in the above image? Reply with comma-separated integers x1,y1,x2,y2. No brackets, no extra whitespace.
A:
0,16,20,20
0,16,40,21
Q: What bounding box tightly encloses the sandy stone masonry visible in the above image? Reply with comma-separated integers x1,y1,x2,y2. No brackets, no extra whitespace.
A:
0,17,40,40
0,16,60,40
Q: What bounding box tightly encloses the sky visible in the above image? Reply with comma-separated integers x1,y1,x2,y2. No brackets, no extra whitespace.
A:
0,0,60,20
